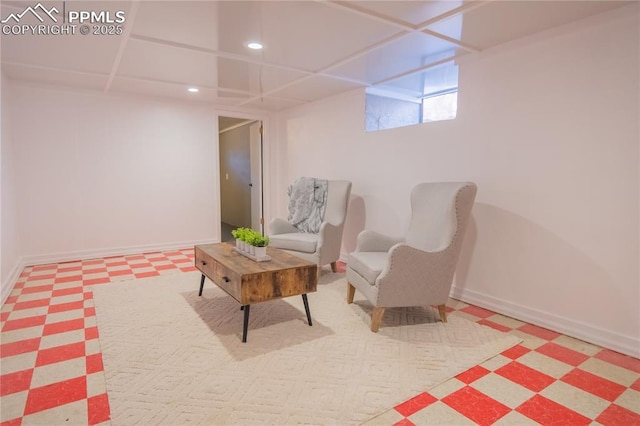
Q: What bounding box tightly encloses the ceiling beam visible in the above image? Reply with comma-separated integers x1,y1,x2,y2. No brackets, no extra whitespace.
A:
373,53,459,86
104,0,140,93
321,0,490,53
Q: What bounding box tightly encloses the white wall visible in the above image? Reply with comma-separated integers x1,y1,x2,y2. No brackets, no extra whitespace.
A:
9,82,220,266
272,6,639,356
1,73,21,304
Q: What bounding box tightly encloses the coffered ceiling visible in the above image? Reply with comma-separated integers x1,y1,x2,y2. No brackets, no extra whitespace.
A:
0,1,632,112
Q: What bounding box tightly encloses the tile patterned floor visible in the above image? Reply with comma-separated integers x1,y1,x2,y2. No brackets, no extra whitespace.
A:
1,249,639,425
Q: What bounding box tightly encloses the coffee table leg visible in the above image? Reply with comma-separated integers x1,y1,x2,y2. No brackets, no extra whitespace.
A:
198,274,205,296
242,305,250,343
302,294,312,326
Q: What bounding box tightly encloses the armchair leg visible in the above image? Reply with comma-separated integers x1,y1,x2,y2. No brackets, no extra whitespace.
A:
346,282,355,304
330,262,337,273
438,304,448,323
371,307,385,332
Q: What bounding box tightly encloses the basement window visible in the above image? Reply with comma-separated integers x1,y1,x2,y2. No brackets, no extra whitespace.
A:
423,90,458,123
365,92,422,132
365,59,458,132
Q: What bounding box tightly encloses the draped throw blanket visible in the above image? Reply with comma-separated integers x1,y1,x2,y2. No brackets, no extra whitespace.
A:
287,177,328,233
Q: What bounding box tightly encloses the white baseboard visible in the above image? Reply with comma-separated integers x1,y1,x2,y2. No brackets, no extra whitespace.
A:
1,239,218,307
451,285,640,358
1,259,27,306
20,239,218,267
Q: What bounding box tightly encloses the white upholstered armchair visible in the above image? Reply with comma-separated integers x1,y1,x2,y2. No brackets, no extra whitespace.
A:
346,182,477,332
269,180,352,273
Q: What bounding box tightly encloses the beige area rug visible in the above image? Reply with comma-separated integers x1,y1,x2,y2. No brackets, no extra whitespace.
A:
92,271,521,425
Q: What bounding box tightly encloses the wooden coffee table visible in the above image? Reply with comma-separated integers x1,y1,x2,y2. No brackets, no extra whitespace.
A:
194,243,318,342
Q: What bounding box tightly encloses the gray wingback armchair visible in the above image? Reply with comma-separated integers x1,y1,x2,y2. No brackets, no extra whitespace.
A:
269,180,352,273
346,182,477,332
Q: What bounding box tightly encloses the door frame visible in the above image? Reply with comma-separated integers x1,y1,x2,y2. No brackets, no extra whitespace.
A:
249,121,264,234
214,111,270,242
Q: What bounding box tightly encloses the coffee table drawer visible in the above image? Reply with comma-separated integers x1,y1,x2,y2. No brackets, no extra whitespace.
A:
195,247,242,301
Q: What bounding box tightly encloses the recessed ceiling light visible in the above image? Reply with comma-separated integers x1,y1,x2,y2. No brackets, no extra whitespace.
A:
247,41,263,50
187,87,199,93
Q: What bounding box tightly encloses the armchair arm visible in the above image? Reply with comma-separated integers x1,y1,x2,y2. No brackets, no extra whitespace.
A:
318,222,340,247
316,221,342,265
269,217,298,235
376,243,456,307
355,230,405,252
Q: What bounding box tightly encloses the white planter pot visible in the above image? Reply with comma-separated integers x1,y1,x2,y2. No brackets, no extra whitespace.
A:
248,245,256,256
254,246,267,258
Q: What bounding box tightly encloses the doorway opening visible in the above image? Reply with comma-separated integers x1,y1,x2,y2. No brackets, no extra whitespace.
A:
218,116,264,243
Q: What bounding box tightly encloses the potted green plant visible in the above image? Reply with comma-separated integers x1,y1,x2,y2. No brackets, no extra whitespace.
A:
252,235,270,258
232,227,251,252
231,228,269,259
246,232,258,255
231,228,242,250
